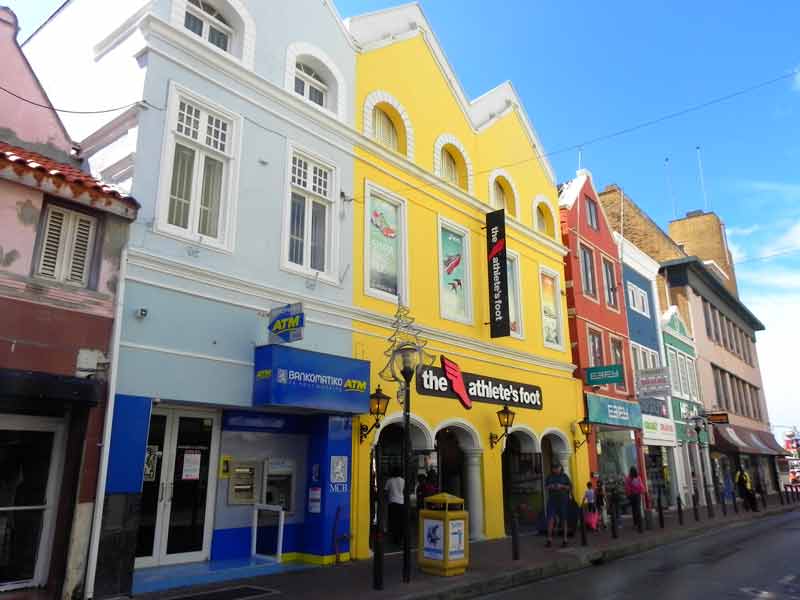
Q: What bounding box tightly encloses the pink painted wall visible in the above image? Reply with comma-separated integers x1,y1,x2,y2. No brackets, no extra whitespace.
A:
0,8,74,160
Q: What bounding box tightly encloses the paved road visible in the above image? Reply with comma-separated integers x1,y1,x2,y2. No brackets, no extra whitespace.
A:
486,510,800,600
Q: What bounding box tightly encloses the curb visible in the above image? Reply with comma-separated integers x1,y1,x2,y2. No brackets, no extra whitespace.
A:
399,505,798,600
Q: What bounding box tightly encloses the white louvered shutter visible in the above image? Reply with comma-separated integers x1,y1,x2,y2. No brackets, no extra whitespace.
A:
38,207,67,279
66,214,96,285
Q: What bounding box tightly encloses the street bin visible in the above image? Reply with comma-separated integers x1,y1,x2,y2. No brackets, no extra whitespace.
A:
418,492,469,576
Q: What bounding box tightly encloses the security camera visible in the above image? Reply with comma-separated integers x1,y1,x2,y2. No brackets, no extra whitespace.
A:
135,308,148,319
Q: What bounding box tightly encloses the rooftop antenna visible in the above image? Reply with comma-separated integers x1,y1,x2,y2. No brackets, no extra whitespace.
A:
577,146,583,171
665,157,676,219
696,145,710,211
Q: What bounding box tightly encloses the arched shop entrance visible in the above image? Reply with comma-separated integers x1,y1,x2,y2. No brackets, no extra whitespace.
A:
502,429,542,532
434,421,484,540
541,430,572,480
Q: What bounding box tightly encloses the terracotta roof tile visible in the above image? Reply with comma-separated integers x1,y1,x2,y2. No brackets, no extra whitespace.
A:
0,141,139,208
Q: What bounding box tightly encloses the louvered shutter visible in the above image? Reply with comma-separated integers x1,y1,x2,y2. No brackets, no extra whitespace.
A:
37,207,66,279
66,214,96,285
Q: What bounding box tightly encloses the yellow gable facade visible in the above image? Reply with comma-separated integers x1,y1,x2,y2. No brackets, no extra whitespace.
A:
347,5,587,558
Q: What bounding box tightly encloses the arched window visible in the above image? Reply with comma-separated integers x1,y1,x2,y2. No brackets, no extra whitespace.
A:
373,107,399,151
185,0,232,51
363,91,414,160
286,43,347,121
534,195,556,238
434,134,473,193
488,170,518,217
295,63,327,108
173,0,255,67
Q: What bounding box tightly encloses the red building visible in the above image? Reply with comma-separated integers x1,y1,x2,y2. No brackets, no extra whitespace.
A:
558,170,645,495
0,8,138,598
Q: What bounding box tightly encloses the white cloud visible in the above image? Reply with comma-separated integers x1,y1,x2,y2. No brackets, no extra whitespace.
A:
758,220,800,259
727,225,760,237
728,239,747,263
740,180,800,202
794,66,800,92
738,265,800,290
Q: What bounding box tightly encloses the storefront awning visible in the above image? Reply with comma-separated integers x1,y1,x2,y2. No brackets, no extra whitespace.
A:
712,423,787,456
0,368,100,407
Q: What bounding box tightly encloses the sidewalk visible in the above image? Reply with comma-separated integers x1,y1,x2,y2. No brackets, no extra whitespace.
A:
135,495,798,600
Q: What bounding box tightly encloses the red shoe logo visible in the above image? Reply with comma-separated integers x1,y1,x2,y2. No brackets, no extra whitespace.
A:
441,355,471,409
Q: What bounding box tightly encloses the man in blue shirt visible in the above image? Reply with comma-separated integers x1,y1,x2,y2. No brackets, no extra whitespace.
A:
545,463,572,547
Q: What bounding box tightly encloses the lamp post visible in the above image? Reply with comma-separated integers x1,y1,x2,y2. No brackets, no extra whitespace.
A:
572,418,592,450
489,405,516,448
360,385,391,444
690,415,714,518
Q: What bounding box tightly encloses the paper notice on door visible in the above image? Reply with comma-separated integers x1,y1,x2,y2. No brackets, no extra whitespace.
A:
309,487,322,513
182,450,202,480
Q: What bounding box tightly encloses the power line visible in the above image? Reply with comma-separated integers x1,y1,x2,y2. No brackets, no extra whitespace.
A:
0,83,162,114
737,246,800,265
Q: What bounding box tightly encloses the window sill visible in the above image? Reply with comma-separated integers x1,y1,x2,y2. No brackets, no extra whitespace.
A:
542,340,565,352
364,286,405,306
280,262,340,288
153,224,234,255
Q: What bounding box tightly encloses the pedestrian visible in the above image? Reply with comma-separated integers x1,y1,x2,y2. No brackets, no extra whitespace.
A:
624,466,645,531
583,481,599,531
596,479,608,529
545,463,571,547
385,467,405,545
735,465,758,512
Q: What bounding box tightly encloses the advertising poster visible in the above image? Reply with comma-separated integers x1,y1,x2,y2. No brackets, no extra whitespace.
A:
143,445,159,483
440,225,468,321
182,449,201,481
540,272,560,346
423,519,444,560
448,519,465,560
368,195,400,297
308,487,321,514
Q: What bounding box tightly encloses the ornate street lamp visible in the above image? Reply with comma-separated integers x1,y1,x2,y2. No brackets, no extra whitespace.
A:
378,305,433,584
689,414,715,518
572,418,592,450
489,405,516,448
360,386,391,444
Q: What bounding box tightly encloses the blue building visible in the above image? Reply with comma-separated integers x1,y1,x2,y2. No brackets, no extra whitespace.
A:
614,234,682,506
26,1,365,596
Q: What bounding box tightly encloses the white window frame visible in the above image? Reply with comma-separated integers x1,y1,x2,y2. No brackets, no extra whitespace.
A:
506,249,524,339
35,204,98,288
627,282,650,317
667,347,684,399
294,63,328,109
437,216,473,324
677,353,690,398
184,0,234,53
687,357,699,400
280,143,340,284
363,180,409,305
155,83,240,253
579,244,598,300
602,257,619,309
539,265,564,351
587,327,604,368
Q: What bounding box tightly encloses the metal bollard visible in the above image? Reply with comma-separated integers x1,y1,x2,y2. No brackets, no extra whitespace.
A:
511,512,520,561
733,493,739,514
693,490,700,522
610,496,619,539
719,490,727,517
760,491,767,510
579,506,587,547
705,488,715,519
657,488,665,529
677,495,684,525
778,486,785,505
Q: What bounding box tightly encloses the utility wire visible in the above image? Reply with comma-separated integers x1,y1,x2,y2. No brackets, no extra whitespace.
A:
0,83,162,113
736,246,800,265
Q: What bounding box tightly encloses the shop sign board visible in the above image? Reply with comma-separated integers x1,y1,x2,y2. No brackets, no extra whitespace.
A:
485,209,510,338
416,356,543,410
253,344,370,414
266,303,305,344
423,518,444,560
586,394,643,429
585,364,624,386
642,414,677,445
635,367,671,396
705,412,730,425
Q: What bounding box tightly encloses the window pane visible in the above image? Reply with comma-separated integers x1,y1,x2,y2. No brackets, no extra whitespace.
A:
440,226,468,321
368,195,400,296
184,11,203,36
373,108,398,151
612,339,626,390
310,201,327,272
442,149,458,184
208,26,229,51
205,114,228,153
536,205,547,233
294,77,305,96
291,155,308,189
603,261,616,306
169,144,195,230
311,165,329,198
668,350,680,394
687,358,698,398
541,273,561,346
493,180,505,209
289,193,305,265
589,331,603,367
677,355,689,396
198,155,223,238
580,246,595,296
177,100,201,140
309,86,325,107
507,257,519,334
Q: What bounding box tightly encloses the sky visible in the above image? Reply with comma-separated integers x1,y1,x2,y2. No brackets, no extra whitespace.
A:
7,1,799,437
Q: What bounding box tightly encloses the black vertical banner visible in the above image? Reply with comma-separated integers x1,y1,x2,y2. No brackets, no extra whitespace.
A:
486,209,510,338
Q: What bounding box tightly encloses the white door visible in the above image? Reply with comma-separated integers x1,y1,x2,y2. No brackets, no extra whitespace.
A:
0,415,65,592
135,408,220,568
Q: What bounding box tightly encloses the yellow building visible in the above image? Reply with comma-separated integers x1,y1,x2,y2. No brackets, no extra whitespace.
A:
346,4,587,559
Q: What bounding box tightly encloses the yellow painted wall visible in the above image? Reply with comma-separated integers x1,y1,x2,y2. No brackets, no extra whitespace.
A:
349,32,587,560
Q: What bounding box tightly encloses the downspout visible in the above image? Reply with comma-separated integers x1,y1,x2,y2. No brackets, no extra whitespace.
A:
84,245,128,599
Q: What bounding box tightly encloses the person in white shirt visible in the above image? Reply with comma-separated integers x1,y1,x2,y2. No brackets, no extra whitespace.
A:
385,468,405,545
